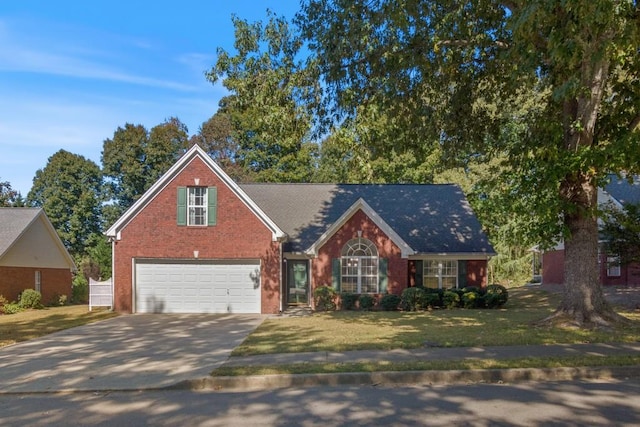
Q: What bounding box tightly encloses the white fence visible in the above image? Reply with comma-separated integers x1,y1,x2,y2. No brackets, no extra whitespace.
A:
89,278,113,311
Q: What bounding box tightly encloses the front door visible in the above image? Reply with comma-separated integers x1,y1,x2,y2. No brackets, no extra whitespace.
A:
287,260,309,305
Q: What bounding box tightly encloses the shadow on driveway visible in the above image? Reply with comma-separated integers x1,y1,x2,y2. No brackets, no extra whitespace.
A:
0,314,264,393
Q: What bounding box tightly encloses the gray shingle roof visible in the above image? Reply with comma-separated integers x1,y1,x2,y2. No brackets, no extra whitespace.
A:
0,208,42,257
605,175,640,206
240,183,494,255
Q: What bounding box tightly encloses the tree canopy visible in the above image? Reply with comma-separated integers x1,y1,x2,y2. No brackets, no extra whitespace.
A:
0,179,21,207
297,0,640,326
26,150,103,257
101,118,188,224
207,11,322,182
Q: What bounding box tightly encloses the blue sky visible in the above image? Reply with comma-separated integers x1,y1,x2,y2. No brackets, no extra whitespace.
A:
0,0,301,196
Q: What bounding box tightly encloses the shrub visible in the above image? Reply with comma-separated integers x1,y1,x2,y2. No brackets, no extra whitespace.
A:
401,287,427,311
462,291,480,309
379,293,401,311
443,291,460,309
423,292,441,308
0,294,7,307
49,294,68,307
314,285,338,311
358,294,375,311
340,292,359,310
72,274,89,304
484,284,509,308
19,289,42,309
424,288,444,307
3,302,22,315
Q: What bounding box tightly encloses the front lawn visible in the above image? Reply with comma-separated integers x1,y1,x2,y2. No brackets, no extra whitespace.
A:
233,287,640,356
0,305,118,348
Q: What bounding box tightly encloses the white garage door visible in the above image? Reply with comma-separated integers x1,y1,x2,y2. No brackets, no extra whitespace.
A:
134,260,261,314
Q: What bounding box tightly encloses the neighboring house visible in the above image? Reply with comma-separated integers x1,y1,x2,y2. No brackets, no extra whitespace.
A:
542,175,640,287
106,145,495,314
0,208,75,303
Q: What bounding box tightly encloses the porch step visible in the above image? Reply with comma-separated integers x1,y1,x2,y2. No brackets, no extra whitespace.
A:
280,305,313,318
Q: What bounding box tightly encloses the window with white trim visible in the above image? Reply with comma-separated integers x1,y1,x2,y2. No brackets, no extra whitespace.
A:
35,271,41,293
341,238,379,293
177,186,217,226
607,255,621,277
188,187,207,226
423,260,458,289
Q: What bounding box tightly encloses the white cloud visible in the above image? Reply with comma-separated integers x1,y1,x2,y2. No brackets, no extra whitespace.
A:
0,18,201,92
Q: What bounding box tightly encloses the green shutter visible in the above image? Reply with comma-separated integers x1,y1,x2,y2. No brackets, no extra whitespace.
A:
207,186,217,226
378,258,388,293
414,260,424,287
331,258,341,291
177,187,186,226
458,260,467,288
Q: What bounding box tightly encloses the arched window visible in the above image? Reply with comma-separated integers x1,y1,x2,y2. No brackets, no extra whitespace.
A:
341,238,379,293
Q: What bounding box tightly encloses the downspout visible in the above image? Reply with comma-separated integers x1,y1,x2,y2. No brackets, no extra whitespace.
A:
109,236,116,312
279,242,284,314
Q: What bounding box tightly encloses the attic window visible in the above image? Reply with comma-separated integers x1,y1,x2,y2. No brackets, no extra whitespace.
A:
188,187,207,225
177,186,217,226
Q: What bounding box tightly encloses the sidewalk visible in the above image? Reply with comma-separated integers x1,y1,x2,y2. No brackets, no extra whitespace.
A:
221,342,640,367
174,342,640,391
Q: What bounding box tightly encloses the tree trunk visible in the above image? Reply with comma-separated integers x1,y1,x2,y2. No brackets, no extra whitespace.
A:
548,178,627,327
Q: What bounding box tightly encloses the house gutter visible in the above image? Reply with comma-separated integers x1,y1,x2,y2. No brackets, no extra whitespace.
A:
279,242,284,314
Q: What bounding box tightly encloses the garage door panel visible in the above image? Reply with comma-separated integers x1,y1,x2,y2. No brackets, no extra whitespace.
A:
135,261,260,314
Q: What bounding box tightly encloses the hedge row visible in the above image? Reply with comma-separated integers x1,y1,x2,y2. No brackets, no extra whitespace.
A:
399,285,509,311
312,284,508,312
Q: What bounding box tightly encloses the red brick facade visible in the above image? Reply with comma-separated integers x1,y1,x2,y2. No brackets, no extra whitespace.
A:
311,209,407,296
544,249,640,287
0,266,72,304
111,150,492,313
112,157,280,313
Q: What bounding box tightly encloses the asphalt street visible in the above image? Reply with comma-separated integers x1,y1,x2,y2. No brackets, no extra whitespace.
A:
1,379,639,426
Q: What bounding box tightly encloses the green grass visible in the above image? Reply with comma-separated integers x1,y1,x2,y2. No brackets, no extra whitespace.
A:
212,355,640,377
0,305,118,348
232,287,640,357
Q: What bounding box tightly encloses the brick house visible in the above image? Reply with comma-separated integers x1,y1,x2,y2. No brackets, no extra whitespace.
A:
0,208,75,303
542,175,640,287
106,145,495,314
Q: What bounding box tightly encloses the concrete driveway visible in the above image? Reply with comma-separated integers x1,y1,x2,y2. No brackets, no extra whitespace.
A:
0,314,264,393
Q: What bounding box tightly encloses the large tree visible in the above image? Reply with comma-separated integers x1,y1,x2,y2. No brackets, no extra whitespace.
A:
102,118,188,224
207,11,322,183
27,150,103,257
298,0,640,326
0,179,20,207
188,105,253,182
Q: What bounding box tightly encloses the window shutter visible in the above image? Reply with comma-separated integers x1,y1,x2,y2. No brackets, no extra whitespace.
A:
378,258,388,293
207,186,217,226
414,260,423,287
331,258,341,291
457,260,467,288
177,187,186,226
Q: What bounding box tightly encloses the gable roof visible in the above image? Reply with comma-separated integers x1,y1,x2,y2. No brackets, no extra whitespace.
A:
0,208,76,269
305,198,414,257
105,145,285,241
604,174,640,206
240,183,495,256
